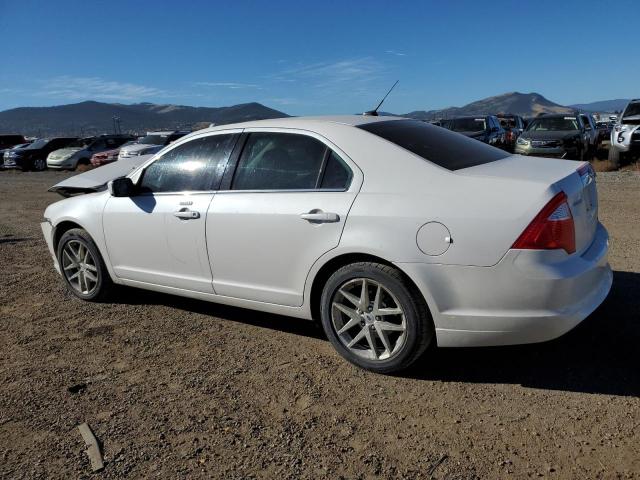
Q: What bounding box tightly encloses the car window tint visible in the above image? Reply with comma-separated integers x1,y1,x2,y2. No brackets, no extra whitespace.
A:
320,151,352,189
359,120,510,171
232,133,327,190
140,134,237,193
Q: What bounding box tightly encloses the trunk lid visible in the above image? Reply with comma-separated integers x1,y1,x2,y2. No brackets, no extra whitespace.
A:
458,155,598,255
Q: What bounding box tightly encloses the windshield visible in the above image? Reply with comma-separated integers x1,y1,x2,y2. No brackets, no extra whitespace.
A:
26,139,49,149
526,117,579,132
450,118,486,132
139,134,170,145
358,119,509,171
622,103,640,119
67,137,94,148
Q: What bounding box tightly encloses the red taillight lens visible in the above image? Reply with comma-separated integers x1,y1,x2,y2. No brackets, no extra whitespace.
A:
512,192,576,254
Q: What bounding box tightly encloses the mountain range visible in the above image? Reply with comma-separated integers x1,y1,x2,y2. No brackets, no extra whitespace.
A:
401,92,611,120
0,93,631,136
0,101,288,136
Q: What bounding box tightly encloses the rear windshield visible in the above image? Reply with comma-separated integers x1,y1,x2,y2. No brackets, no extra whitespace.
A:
358,119,510,171
450,118,486,132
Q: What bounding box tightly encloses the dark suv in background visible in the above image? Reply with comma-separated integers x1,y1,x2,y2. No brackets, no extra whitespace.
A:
3,137,78,171
515,114,589,160
442,115,506,148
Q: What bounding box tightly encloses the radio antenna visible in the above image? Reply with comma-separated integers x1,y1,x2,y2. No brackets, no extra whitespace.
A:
363,80,399,116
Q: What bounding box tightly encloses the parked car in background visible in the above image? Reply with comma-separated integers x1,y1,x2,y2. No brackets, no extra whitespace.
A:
47,134,135,170
118,131,189,159
443,115,506,148
515,114,589,160
595,121,613,155
579,113,598,157
0,134,27,151
497,114,525,152
0,135,29,169
608,99,640,167
3,137,78,171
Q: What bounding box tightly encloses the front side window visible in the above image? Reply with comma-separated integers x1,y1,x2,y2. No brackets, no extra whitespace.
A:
232,132,329,190
140,134,237,193
581,116,592,130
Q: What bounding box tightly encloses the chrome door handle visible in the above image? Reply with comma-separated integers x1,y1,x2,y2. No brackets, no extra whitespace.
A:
173,209,200,219
300,211,340,223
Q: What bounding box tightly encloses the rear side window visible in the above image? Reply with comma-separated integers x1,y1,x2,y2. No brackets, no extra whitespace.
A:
358,120,509,171
320,151,352,189
232,132,328,190
140,134,237,193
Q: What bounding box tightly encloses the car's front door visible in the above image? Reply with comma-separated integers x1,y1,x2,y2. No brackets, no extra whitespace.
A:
206,130,361,307
103,131,240,293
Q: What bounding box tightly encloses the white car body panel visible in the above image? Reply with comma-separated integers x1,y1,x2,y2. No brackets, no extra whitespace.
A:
103,193,215,293
41,115,612,347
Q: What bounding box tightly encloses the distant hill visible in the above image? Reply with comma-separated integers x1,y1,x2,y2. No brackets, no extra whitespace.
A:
569,99,631,113
0,101,289,136
402,92,574,120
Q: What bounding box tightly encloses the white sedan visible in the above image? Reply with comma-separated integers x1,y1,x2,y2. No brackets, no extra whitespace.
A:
42,116,612,373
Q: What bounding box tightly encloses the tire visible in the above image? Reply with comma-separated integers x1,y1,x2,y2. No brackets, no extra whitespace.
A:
56,228,114,302
32,158,47,171
320,262,434,374
608,146,621,169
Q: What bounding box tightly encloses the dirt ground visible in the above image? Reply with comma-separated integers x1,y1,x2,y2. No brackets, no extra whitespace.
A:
1,169,639,479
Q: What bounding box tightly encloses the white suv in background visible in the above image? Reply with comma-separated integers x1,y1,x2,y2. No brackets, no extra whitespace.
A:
118,131,189,159
609,99,640,167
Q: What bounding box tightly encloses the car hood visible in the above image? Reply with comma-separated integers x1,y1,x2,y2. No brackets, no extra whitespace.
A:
122,143,161,153
49,147,83,158
521,130,579,141
49,155,151,197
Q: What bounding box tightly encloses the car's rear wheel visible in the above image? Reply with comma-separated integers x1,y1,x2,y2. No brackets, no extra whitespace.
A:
57,228,114,302
32,158,47,171
320,262,433,374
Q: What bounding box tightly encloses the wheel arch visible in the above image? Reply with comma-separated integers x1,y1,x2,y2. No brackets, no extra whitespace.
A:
52,220,86,251
308,252,430,324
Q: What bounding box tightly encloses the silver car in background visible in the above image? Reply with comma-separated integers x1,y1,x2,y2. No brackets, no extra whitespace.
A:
118,131,189,159
42,116,612,373
608,98,640,167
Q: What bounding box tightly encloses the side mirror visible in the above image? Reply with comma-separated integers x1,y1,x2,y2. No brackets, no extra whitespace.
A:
108,177,134,197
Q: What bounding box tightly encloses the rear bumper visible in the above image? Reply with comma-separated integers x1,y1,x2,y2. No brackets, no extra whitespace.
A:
398,222,612,347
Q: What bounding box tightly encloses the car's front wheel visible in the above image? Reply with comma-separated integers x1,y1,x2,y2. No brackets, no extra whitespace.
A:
32,158,47,171
320,262,433,374
57,228,114,301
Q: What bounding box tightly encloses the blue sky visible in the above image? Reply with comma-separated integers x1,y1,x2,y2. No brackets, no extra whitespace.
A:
0,0,638,115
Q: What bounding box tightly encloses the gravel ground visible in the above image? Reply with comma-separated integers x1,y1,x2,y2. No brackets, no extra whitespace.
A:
0,169,639,479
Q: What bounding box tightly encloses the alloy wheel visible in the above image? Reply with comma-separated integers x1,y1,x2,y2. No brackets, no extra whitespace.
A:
331,278,407,361
33,158,46,171
61,240,99,295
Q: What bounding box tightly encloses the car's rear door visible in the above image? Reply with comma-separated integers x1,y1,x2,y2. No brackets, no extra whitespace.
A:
102,131,240,292
206,129,362,307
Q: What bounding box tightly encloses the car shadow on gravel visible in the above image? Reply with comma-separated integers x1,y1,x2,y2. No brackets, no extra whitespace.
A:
116,271,639,397
117,287,325,340
407,270,640,397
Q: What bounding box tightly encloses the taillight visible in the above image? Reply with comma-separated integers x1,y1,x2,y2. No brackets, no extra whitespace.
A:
512,192,576,254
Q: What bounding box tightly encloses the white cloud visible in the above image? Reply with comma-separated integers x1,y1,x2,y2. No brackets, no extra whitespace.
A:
39,76,167,101
194,82,261,89
271,57,384,85
385,50,407,57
